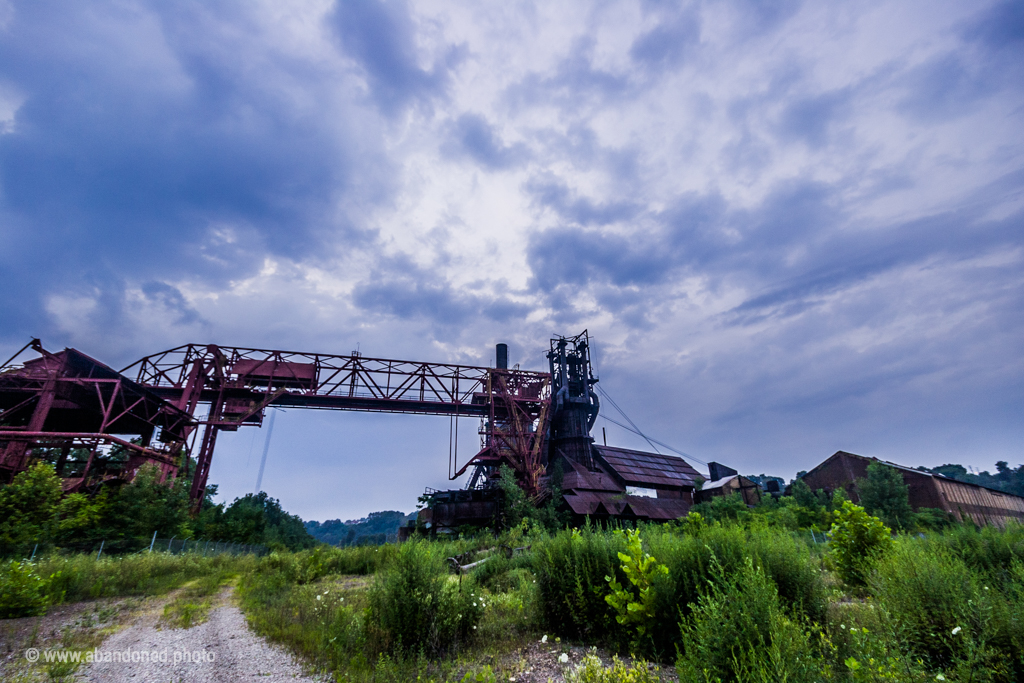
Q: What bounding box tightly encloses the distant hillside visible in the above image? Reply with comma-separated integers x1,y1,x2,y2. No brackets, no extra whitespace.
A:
305,510,416,547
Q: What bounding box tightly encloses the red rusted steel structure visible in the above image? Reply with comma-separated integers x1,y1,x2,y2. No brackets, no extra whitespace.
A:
119,343,551,508
2,334,712,528
0,340,194,489
2,340,552,509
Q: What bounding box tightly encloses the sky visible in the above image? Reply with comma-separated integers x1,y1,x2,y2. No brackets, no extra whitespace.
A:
1,0,1022,522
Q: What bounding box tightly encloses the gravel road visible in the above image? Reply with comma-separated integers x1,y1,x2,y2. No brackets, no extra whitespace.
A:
78,587,324,683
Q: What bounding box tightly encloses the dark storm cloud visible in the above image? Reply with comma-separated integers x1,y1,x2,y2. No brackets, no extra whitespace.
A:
329,0,458,116
0,0,383,345
141,282,205,326
353,256,530,327
441,113,528,170
527,167,1024,329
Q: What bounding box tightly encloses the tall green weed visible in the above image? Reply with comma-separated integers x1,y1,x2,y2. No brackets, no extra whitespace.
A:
676,557,830,683
365,540,481,656
869,539,1019,679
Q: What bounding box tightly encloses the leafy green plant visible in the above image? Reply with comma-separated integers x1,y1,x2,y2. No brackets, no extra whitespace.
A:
0,559,54,617
459,665,497,683
857,462,914,532
828,501,894,586
676,556,828,683
675,511,708,536
533,524,621,641
365,540,481,656
869,540,1017,678
604,528,667,647
565,653,660,683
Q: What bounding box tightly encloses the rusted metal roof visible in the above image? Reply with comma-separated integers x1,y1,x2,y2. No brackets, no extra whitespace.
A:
594,445,703,489
559,455,625,492
562,490,689,520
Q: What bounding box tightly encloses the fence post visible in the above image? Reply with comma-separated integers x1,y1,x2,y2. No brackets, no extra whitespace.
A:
30,543,38,561
168,536,176,553
97,540,105,560
204,540,210,556
149,530,158,553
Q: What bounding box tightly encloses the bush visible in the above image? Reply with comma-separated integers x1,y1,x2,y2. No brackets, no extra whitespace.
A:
828,501,894,586
676,557,829,683
0,559,58,617
644,523,827,659
870,540,1018,677
604,528,667,649
565,653,660,683
365,540,481,656
857,461,914,532
533,525,622,642
928,522,1024,586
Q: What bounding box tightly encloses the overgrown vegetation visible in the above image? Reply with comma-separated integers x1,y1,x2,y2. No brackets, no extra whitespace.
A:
0,551,256,618
0,461,315,558
5,455,1024,683
231,499,1023,682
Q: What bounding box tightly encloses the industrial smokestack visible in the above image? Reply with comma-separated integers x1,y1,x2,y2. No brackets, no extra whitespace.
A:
495,343,508,369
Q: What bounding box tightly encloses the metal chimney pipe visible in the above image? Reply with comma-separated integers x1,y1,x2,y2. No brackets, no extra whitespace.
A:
496,343,508,369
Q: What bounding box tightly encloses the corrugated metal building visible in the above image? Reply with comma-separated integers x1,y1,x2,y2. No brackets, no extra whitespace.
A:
696,474,762,506
558,445,704,522
800,450,1024,528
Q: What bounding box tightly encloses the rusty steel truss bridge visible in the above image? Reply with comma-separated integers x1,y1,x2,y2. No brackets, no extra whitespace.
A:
0,334,598,510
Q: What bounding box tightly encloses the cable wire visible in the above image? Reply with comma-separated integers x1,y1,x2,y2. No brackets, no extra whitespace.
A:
594,384,708,466
595,383,661,454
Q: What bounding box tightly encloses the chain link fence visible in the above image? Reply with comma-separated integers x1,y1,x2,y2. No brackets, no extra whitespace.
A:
157,537,267,557
2,535,267,560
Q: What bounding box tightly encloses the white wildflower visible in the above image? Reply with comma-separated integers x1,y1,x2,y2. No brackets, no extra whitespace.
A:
541,635,548,644
473,626,477,630
316,595,322,601
936,675,946,681
952,627,962,635
558,653,569,664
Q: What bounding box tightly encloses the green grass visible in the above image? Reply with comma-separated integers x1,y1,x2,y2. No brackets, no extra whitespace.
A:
160,568,238,629
225,522,1024,682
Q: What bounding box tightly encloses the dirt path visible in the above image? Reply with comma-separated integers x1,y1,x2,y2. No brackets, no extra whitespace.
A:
77,586,324,683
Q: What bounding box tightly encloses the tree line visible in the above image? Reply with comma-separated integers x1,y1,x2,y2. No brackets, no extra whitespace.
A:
0,461,316,557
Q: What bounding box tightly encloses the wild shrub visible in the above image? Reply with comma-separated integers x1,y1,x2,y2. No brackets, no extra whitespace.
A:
604,528,668,653
836,618,932,683
473,550,512,590
643,523,826,659
690,492,751,523
565,653,660,683
676,557,829,683
675,511,708,536
928,522,1024,585
365,540,481,656
857,461,914,531
532,524,622,641
828,501,894,586
0,559,57,617
870,539,1016,677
